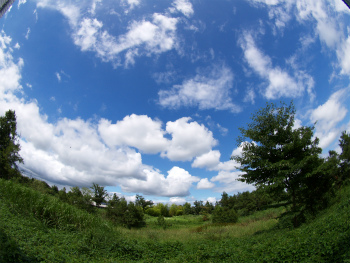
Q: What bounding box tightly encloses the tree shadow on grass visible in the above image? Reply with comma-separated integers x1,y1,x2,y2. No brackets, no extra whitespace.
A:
0,227,39,263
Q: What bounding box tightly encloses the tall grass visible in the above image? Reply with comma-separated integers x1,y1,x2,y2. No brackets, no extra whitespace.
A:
1,178,349,262
0,179,110,232
116,207,283,243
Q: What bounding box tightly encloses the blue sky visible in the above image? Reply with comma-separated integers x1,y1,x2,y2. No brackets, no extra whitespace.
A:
1,0,350,204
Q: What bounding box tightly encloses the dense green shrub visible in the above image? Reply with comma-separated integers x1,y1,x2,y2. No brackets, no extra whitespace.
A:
106,194,145,228
0,227,37,262
145,206,161,217
212,206,238,224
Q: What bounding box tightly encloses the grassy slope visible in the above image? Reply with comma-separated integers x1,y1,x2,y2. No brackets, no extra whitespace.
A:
0,179,349,262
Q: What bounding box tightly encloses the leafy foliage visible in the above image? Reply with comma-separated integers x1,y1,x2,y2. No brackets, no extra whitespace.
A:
212,206,238,224
233,102,333,225
106,193,145,228
0,110,23,180
135,194,154,212
339,131,350,183
90,183,107,206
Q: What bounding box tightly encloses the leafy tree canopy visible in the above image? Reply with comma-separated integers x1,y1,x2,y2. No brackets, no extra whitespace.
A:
232,102,324,214
0,110,23,179
91,183,107,206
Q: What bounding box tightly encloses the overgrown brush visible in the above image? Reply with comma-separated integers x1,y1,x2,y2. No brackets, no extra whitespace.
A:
0,178,349,262
0,179,110,232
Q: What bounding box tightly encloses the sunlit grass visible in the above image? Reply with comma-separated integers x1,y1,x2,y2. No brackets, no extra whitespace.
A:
116,207,284,243
1,178,348,262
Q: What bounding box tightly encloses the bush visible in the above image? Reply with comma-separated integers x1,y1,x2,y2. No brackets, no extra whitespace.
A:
212,206,238,224
157,215,171,229
145,206,161,217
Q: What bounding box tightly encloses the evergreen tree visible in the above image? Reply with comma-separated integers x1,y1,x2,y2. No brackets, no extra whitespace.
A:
0,110,23,179
90,183,107,206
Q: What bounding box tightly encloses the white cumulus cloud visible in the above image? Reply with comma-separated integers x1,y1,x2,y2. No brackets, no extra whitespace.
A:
98,114,168,154
162,117,218,161
197,178,215,189
211,170,255,194
119,167,200,197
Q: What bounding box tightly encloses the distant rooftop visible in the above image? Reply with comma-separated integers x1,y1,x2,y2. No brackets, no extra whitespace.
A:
0,0,15,19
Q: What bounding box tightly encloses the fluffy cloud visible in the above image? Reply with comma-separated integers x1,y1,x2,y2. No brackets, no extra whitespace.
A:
192,143,253,193
197,178,215,189
0,32,147,187
171,0,194,17
162,117,218,161
2,100,147,187
0,30,216,197
74,18,103,51
159,64,241,112
192,150,220,170
310,88,348,149
0,33,23,95
240,33,314,100
206,196,217,204
119,167,200,197
192,150,238,171
98,114,168,154
169,196,187,204
99,115,218,161
211,170,255,193
192,143,244,171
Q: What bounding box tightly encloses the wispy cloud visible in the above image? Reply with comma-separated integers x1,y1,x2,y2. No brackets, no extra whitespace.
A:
25,28,30,40
121,0,141,12
239,32,314,100
246,0,350,78
36,1,179,67
55,72,61,82
159,64,241,112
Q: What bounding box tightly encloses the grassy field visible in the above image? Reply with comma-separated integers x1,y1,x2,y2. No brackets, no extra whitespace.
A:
1,179,349,262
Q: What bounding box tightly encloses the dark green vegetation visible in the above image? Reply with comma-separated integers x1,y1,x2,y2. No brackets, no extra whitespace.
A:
1,106,349,262
1,178,349,262
233,102,349,226
0,110,23,180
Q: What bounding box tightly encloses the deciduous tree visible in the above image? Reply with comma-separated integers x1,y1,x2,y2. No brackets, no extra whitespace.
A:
232,102,328,223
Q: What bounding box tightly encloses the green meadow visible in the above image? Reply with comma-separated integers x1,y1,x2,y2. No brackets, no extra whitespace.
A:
1,178,349,262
